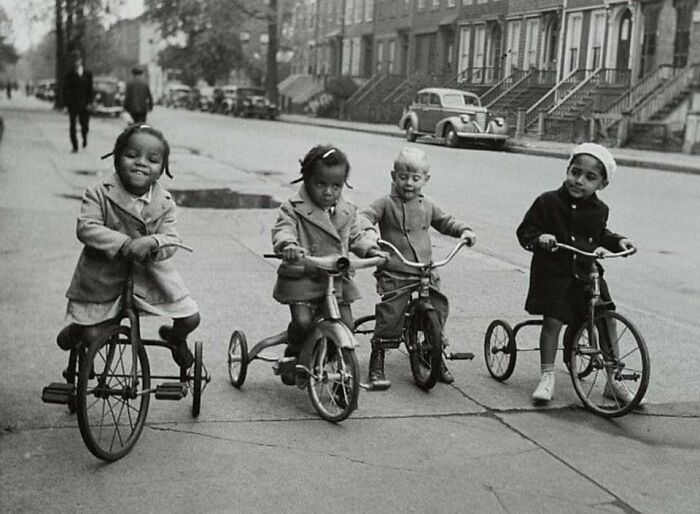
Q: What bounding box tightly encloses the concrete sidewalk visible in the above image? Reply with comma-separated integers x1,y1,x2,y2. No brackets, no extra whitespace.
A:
2,98,700,514
279,113,700,175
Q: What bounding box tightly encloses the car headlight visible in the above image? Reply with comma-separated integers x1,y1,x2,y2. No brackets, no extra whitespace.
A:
494,117,505,127
459,114,472,123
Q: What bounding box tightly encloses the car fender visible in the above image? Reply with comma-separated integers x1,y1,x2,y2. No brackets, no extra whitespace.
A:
435,115,468,137
399,111,418,130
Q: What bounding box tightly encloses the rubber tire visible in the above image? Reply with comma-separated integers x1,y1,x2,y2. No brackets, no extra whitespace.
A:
484,320,517,381
569,311,650,418
445,125,459,148
228,330,248,388
407,308,443,391
307,337,360,423
66,347,79,414
76,326,150,461
191,341,203,417
563,323,594,378
405,123,417,142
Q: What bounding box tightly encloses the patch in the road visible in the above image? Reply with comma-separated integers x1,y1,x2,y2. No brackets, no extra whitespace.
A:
253,169,284,177
72,169,98,176
170,188,280,209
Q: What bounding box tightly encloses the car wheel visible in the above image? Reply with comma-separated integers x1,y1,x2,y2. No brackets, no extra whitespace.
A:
445,125,460,148
405,123,417,142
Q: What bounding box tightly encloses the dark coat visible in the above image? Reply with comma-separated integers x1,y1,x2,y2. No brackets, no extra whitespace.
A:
63,69,93,111
66,173,188,305
516,184,625,321
124,79,153,115
271,186,377,304
361,188,471,275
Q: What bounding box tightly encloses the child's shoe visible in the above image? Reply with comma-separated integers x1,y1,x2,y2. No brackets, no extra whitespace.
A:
438,359,454,384
160,325,194,369
532,371,555,403
368,347,391,390
603,380,644,406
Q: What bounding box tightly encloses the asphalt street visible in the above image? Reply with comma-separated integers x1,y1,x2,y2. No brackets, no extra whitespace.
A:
1,95,699,513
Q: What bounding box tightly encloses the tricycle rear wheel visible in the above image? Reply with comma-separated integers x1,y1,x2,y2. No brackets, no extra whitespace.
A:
484,320,517,381
228,330,248,388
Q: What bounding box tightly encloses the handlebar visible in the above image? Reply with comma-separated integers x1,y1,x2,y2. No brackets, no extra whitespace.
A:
264,253,386,273
555,242,635,259
378,238,472,270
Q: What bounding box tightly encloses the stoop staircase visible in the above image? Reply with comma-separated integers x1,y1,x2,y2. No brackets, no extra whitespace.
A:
487,69,557,132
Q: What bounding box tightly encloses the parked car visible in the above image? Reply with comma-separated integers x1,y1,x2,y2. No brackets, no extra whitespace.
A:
234,87,279,119
164,84,192,108
212,85,238,114
35,79,56,101
91,76,124,117
197,86,215,112
398,87,508,149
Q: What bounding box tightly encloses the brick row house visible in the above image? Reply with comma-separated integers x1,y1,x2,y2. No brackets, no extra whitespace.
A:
282,0,700,148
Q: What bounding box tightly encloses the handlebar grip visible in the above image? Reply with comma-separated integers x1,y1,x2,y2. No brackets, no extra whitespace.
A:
448,352,475,360
263,254,281,259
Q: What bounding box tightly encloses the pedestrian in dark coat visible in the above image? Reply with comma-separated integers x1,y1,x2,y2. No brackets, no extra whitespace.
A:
124,66,153,124
63,52,93,152
516,143,636,404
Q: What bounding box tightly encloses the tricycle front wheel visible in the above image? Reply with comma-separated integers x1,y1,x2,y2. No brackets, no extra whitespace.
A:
307,336,359,423
484,320,516,381
228,330,248,388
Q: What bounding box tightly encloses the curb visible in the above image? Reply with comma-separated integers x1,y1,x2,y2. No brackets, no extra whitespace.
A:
280,115,700,175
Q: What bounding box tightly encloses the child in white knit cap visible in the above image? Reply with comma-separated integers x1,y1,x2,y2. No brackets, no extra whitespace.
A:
516,143,636,403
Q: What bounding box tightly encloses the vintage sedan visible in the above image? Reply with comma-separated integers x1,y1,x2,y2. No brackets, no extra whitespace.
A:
91,76,124,117
398,88,508,149
234,87,279,119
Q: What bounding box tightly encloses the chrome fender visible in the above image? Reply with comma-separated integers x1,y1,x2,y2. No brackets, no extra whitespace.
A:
298,320,356,368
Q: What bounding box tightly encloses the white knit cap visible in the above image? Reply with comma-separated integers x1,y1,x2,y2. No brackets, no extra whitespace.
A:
569,143,617,182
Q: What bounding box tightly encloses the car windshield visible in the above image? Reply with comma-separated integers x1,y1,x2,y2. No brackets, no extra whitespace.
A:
442,94,480,107
239,88,266,97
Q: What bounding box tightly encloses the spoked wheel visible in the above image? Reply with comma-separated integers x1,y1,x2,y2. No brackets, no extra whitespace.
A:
406,309,443,391
191,341,203,417
76,326,150,461
65,346,82,414
569,311,650,418
307,336,360,423
228,330,248,388
484,320,517,381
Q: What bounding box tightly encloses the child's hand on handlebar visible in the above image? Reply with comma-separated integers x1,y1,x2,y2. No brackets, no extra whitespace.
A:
460,229,476,247
618,238,637,255
366,248,390,262
282,244,305,263
538,234,558,252
121,236,159,261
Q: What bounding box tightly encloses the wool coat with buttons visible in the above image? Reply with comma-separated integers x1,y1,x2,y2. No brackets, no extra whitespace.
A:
516,184,625,318
271,186,378,304
361,189,471,276
66,173,189,305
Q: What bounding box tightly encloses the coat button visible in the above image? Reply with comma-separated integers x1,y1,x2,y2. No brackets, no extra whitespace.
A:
588,237,593,243
571,236,576,241
572,204,577,209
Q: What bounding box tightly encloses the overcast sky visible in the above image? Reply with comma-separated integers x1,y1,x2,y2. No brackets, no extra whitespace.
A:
3,0,145,52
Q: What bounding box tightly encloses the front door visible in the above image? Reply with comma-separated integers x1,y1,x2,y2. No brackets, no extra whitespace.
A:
615,9,632,71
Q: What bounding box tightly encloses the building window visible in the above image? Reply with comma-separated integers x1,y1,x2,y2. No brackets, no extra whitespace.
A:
587,10,605,69
351,37,361,75
505,19,520,75
355,0,364,23
377,40,384,72
565,13,582,73
673,1,693,68
432,0,440,8
418,0,426,10
458,26,472,80
342,38,351,74
523,18,539,71
388,40,396,73
365,0,374,22
345,0,354,25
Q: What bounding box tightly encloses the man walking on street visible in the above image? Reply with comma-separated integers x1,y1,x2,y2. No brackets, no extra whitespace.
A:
63,52,93,153
124,66,153,124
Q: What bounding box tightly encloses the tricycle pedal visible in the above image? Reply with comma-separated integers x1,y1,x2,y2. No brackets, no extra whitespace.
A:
155,382,187,400
42,383,75,404
272,356,297,376
448,352,475,360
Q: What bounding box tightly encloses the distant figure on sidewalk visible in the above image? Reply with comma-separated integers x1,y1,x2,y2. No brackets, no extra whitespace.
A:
5,81,12,99
124,66,153,124
63,51,93,153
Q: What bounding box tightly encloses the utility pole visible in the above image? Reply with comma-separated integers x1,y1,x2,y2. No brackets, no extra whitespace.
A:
54,0,64,110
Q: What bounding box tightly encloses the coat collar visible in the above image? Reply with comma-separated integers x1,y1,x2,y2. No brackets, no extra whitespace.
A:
103,172,172,223
289,185,352,240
